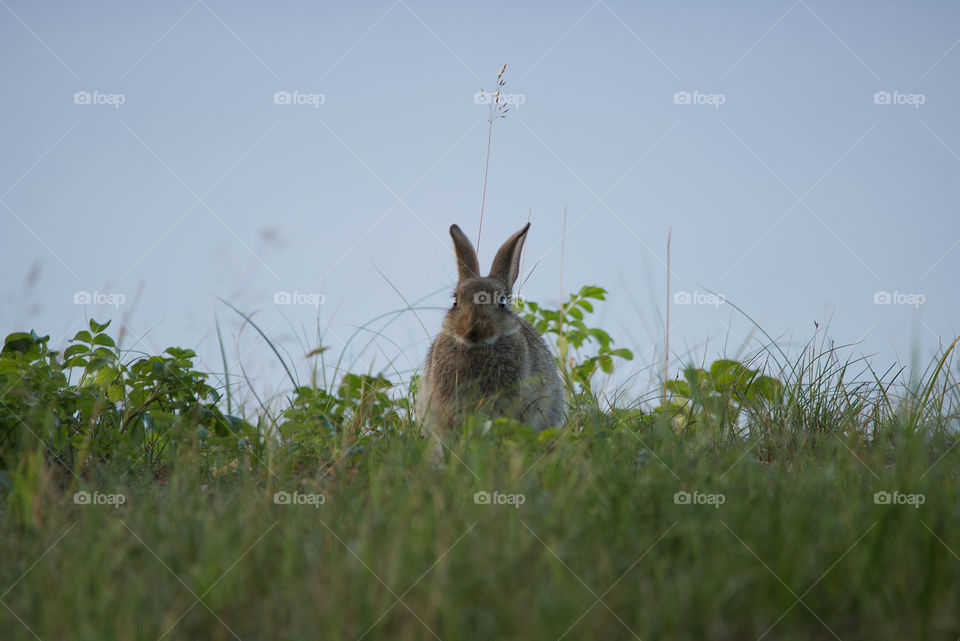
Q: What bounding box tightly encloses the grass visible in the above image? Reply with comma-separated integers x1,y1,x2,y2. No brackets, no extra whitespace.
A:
1,305,959,640
3,418,960,640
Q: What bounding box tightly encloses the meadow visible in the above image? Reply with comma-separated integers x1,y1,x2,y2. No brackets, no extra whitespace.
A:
1,286,958,640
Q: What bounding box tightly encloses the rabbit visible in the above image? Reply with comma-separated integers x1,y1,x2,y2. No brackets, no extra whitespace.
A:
416,222,566,435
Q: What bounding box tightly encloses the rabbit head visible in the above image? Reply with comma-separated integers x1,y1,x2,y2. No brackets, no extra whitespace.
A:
444,222,528,348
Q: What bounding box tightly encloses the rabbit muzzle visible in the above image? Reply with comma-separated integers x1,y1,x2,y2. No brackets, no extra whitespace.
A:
454,313,497,348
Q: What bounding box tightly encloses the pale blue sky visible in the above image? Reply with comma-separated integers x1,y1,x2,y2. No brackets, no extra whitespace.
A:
2,0,958,405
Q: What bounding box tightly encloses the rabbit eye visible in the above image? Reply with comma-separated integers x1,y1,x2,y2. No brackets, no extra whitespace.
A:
498,294,508,308
452,296,458,308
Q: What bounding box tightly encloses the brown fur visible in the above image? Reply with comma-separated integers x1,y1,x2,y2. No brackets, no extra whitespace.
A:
417,223,566,433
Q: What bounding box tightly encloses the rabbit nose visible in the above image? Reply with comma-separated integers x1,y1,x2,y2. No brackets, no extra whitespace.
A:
465,320,491,344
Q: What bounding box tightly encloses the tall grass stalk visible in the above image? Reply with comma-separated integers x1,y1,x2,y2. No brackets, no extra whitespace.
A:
476,64,509,254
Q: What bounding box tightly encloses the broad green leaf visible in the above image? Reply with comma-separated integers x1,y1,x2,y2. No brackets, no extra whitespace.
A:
599,355,614,374
86,357,112,371
95,365,118,385
165,347,196,360
2,332,35,354
3,332,33,345
666,379,691,397
709,360,753,390
750,375,784,402
63,357,88,369
63,344,90,359
581,285,606,299
709,359,742,381
683,367,710,390
92,347,116,360
92,334,116,348
71,330,93,344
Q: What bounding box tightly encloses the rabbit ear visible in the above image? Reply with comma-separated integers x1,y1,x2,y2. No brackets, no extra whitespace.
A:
449,224,480,282
488,223,530,289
